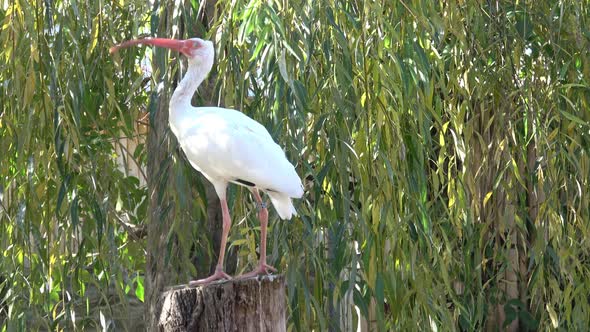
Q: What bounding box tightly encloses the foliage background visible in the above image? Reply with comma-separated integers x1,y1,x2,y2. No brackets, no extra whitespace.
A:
1,0,589,331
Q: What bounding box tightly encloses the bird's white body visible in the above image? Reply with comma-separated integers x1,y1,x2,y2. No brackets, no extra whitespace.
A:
112,36,300,282
170,106,303,219
144,37,305,221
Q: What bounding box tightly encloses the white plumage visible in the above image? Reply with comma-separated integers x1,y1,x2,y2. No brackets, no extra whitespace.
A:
111,36,303,284
175,107,303,219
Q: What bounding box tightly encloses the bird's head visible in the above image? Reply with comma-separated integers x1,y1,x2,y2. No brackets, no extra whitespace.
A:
110,37,214,69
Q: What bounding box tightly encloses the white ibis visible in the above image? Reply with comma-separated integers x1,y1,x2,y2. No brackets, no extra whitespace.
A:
111,37,303,284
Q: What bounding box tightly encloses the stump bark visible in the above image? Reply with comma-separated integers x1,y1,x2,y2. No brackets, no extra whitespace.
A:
158,275,286,332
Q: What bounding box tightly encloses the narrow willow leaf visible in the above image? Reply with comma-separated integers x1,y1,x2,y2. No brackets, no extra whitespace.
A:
483,191,492,208
86,17,100,59
23,65,36,107
546,304,558,328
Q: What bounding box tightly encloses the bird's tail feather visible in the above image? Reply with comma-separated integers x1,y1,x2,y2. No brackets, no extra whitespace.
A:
267,192,297,220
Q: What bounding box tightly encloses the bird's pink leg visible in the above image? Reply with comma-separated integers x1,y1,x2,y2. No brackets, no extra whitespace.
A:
238,190,277,279
189,198,232,285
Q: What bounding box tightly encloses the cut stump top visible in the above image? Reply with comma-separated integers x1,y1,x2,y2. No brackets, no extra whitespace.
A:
158,275,286,332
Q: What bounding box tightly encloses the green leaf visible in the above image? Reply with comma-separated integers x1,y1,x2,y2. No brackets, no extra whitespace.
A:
546,304,558,328
135,276,145,303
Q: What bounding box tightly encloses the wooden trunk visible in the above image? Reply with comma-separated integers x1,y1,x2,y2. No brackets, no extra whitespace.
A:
158,275,286,332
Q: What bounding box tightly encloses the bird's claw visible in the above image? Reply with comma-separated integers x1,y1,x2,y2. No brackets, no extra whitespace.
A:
237,263,277,279
189,269,231,286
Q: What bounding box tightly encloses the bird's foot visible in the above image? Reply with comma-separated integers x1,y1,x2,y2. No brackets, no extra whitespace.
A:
188,269,231,286
237,263,277,279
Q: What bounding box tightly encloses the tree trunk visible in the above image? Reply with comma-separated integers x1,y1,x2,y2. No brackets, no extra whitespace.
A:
158,275,286,332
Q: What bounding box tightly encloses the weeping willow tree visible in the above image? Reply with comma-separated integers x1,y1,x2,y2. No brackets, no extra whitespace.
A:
1,0,589,331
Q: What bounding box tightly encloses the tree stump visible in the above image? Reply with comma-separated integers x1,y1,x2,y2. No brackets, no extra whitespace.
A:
158,275,286,332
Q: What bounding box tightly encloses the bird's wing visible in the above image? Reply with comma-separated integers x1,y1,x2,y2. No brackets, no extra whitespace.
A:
179,108,303,198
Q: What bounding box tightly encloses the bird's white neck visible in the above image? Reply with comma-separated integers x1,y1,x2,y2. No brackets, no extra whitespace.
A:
170,60,209,109
169,57,212,137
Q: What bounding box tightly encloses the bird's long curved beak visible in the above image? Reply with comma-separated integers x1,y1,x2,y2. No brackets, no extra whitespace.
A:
110,38,186,54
